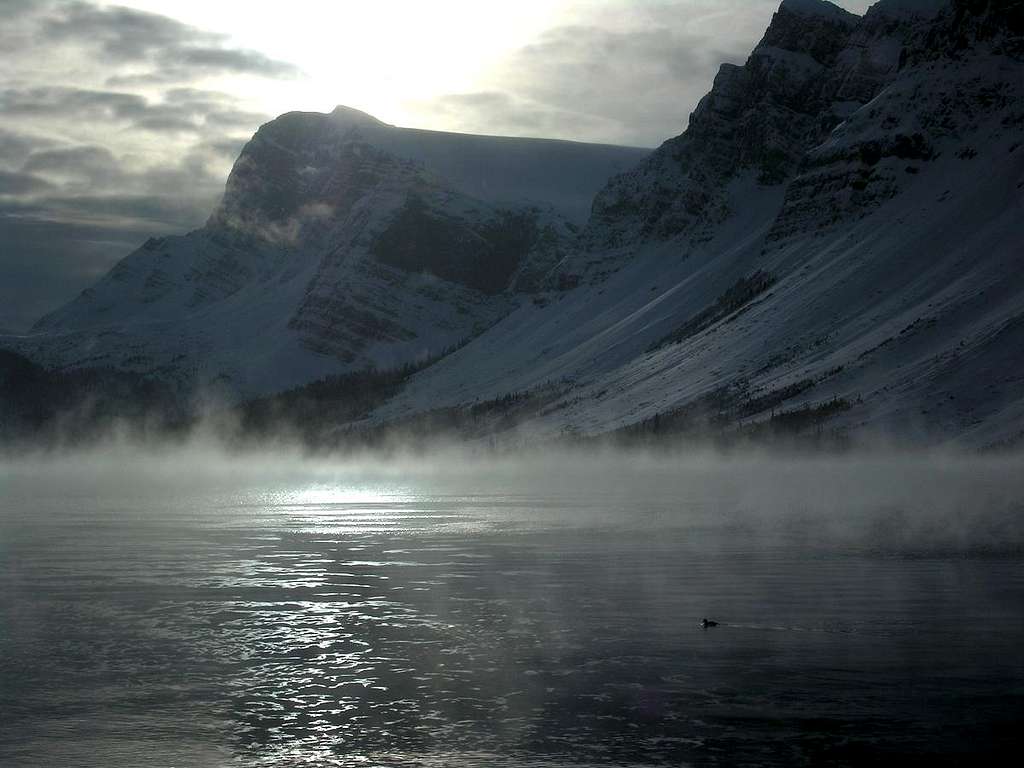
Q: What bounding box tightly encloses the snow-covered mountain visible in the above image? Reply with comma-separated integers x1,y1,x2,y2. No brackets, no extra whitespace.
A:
368,0,1024,449
4,0,1023,448
6,110,647,395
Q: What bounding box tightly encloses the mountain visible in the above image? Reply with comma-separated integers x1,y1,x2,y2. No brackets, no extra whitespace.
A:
582,0,957,249
5,111,647,395
4,0,1023,449
362,0,1024,449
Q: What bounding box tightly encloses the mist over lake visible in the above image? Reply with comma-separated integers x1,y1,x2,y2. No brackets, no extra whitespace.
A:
2,448,1022,766
3,0,1024,764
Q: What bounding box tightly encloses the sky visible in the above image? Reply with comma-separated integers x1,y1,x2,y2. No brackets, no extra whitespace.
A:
0,0,873,331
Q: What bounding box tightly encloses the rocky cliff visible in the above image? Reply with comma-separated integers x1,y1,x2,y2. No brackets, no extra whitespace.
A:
5,0,1024,449
366,0,1024,449
12,111,646,395
583,0,948,249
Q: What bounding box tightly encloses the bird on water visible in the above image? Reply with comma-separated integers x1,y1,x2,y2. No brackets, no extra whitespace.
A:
700,618,719,628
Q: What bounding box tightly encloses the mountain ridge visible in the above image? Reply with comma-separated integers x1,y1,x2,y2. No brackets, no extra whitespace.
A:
3,0,1023,449
8,113,647,396
364,0,1024,449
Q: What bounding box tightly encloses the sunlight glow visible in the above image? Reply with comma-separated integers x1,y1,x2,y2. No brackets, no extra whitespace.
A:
104,0,563,126
290,486,408,507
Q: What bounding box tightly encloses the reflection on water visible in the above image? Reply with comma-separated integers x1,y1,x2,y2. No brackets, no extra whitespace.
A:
2,463,1024,766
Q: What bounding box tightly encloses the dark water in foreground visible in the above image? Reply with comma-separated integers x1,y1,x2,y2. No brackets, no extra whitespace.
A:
1,455,1023,766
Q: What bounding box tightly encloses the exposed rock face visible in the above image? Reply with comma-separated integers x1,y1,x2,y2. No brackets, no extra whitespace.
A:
370,0,1024,449
582,0,954,249
18,111,646,395
6,0,1024,448
767,0,1022,243
913,0,1024,60
209,110,401,249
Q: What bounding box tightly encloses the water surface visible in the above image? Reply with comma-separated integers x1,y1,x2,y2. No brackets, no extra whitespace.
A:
2,452,1022,766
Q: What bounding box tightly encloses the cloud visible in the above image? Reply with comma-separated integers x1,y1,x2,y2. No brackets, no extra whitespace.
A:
0,86,147,121
0,170,56,196
36,1,299,82
22,145,126,188
0,128,57,169
200,107,269,132
198,137,250,161
174,47,298,78
4,92,248,214
131,114,202,134
0,180,216,318
0,85,270,136
12,144,224,230
0,210,155,330
0,3,286,328
0,0,869,333
417,1,777,146
32,192,214,231
430,91,619,143
0,1,299,330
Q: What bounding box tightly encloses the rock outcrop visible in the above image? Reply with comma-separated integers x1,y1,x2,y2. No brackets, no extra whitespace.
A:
16,111,646,395
583,0,951,249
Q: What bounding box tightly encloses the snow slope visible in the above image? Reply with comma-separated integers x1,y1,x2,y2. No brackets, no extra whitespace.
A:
369,0,1024,448
4,0,1023,448
4,113,647,396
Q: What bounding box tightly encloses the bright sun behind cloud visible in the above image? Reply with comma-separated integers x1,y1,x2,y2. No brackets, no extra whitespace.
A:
106,0,564,127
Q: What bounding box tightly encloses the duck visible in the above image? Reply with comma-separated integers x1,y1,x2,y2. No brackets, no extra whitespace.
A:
700,618,719,628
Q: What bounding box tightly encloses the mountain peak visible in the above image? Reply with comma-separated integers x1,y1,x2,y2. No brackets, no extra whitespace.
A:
329,104,387,126
779,0,859,22
759,0,861,68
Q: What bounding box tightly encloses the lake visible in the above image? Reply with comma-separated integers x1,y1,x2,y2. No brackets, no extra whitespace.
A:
2,449,1023,766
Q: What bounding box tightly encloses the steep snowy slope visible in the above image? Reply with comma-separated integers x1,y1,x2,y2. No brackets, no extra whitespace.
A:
6,111,647,395
370,0,1024,448
4,0,1021,449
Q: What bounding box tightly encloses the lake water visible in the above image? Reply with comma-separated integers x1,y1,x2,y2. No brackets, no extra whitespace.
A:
2,451,1023,766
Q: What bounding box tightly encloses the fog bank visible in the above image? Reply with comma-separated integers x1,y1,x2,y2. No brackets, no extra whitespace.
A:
3,443,1022,556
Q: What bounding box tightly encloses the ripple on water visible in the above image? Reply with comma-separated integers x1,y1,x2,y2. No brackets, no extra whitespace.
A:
2,492,1024,766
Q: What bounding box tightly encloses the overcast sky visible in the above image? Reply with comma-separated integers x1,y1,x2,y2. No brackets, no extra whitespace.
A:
0,0,872,331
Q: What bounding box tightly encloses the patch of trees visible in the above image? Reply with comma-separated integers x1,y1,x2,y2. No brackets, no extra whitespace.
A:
273,383,571,453
746,396,854,438
604,384,743,445
336,386,566,451
0,349,186,449
649,270,777,352
736,378,816,418
235,344,462,447
589,375,856,449
556,273,581,291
